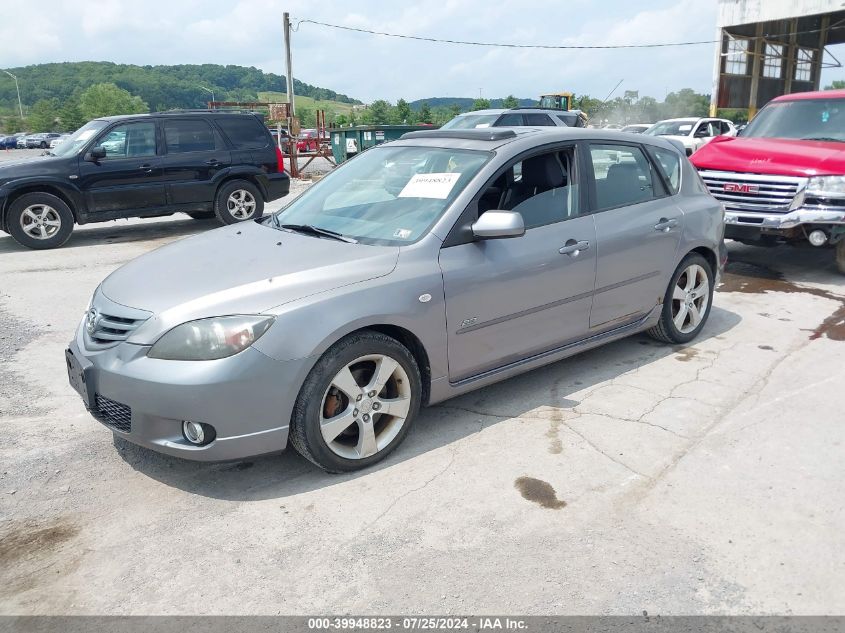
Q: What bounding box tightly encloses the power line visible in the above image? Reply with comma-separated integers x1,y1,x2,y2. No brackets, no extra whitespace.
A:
296,18,845,51
295,18,718,49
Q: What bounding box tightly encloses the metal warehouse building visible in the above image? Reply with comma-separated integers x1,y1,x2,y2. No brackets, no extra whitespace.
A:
710,0,845,116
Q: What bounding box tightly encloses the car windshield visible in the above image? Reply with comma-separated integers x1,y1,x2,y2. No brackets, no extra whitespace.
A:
441,114,501,130
269,145,491,245
50,120,108,157
742,97,845,142
645,121,695,136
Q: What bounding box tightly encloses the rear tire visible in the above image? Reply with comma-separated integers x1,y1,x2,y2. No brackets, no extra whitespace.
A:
836,239,845,275
290,331,421,473
648,253,714,344
214,180,263,225
6,192,74,250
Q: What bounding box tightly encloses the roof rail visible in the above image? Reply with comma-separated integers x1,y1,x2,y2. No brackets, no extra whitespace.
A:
158,108,258,115
400,129,518,141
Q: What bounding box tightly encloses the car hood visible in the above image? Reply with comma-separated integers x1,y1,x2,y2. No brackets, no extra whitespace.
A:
0,155,63,182
101,220,399,344
690,136,845,177
651,134,694,146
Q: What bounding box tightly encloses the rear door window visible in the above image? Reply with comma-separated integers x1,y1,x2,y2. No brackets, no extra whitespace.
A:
589,144,658,210
163,119,216,154
216,117,270,149
647,146,682,195
524,113,556,126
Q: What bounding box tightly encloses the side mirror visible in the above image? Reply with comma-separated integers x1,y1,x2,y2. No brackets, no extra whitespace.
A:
471,211,525,240
86,146,106,162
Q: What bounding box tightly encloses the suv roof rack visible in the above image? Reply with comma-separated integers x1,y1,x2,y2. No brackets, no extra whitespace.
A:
159,109,259,115
400,129,518,142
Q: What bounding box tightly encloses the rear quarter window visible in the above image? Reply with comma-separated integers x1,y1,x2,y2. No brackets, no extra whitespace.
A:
216,117,271,150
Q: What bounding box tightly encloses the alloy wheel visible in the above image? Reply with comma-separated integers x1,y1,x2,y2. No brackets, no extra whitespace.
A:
671,263,710,334
20,204,62,240
319,354,412,460
227,189,257,220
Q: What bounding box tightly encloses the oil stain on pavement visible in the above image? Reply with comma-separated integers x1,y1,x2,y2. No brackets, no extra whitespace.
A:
720,260,845,341
514,476,567,509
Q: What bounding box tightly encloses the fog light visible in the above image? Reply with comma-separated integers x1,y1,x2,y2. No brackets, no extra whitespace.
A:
808,229,828,247
183,420,214,445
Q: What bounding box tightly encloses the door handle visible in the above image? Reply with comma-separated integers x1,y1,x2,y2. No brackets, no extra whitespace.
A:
138,164,153,171
558,239,591,256
654,218,678,232
204,159,221,166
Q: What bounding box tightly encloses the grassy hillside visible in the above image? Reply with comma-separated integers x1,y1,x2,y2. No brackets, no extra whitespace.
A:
0,62,361,114
257,92,359,116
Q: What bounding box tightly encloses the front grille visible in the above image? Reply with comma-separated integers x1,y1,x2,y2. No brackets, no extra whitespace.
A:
699,170,807,214
89,313,145,345
92,395,132,433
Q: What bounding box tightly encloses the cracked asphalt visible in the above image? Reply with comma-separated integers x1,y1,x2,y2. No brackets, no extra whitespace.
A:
0,171,843,614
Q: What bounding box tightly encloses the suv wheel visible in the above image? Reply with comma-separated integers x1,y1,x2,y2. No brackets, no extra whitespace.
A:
6,192,74,250
214,180,263,225
187,211,216,220
836,240,845,275
648,253,714,344
40,141,48,149
290,331,421,473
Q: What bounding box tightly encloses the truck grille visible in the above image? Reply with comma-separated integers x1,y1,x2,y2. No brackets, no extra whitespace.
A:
92,395,132,433
698,170,807,214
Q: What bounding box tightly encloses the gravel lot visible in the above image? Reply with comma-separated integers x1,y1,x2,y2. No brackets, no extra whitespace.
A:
0,147,843,615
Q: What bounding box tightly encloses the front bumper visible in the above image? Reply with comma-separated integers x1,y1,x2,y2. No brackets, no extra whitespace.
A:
67,323,313,461
724,206,845,238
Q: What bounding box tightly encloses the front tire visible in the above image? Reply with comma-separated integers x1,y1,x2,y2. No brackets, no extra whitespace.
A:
214,180,263,225
648,253,714,344
290,331,422,473
836,240,845,275
6,192,74,250
187,211,216,220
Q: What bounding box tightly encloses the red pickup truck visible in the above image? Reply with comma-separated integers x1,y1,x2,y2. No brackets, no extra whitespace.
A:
691,89,845,274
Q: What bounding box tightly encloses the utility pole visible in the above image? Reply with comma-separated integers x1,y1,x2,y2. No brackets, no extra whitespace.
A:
198,85,215,109
283,12,298,177
2,70,24,121
283,12,295,117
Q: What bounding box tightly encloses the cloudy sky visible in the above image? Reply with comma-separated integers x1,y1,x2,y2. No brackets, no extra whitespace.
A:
2,0,843,102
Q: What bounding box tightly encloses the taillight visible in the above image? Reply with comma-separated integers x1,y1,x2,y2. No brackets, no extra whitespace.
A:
275,146,285,173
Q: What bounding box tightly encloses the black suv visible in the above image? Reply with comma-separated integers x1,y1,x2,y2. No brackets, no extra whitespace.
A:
0,110,290,249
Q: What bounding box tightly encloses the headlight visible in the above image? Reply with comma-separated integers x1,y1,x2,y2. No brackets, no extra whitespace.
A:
147,315,274,361
805,175,845,198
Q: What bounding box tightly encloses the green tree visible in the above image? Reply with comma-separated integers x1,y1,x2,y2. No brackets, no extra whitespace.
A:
471,98,491,111
333,114,348,127
4,116,23,134
395,98,412,124
825,80,845,90
28,98,60,132
418,101,433,124
448,103,462,118
662,88,709,118
79,83,149,119
363,100,392,124
59,99,86,131
296,106,314,128
502,95,519,109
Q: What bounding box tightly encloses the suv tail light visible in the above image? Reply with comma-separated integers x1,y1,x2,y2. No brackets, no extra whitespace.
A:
275,146,285,173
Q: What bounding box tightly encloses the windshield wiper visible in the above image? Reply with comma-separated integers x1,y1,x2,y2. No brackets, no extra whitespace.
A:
801,136,843,143
278,222,357,243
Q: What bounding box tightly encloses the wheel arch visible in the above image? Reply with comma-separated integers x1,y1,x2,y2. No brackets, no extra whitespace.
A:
688,245,718,276
2,184,79,231
214,170,268,201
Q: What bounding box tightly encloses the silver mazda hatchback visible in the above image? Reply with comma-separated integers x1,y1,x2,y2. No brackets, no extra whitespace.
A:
67,128,726,472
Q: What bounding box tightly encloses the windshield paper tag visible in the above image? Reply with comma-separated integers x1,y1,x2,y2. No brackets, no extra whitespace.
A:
398,173,461,199
393,228,412,239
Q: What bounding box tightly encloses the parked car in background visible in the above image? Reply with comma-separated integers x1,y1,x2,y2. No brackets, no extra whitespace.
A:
621,124,651,134
441,107,588,130
270,128,291,153
0,110,290,249
692,88,845,273
16,135,29,149
25,132,62,149
0,134,23,149
65,127,724,472
644,118,736,156
296,129,320,152
50,134,71,149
